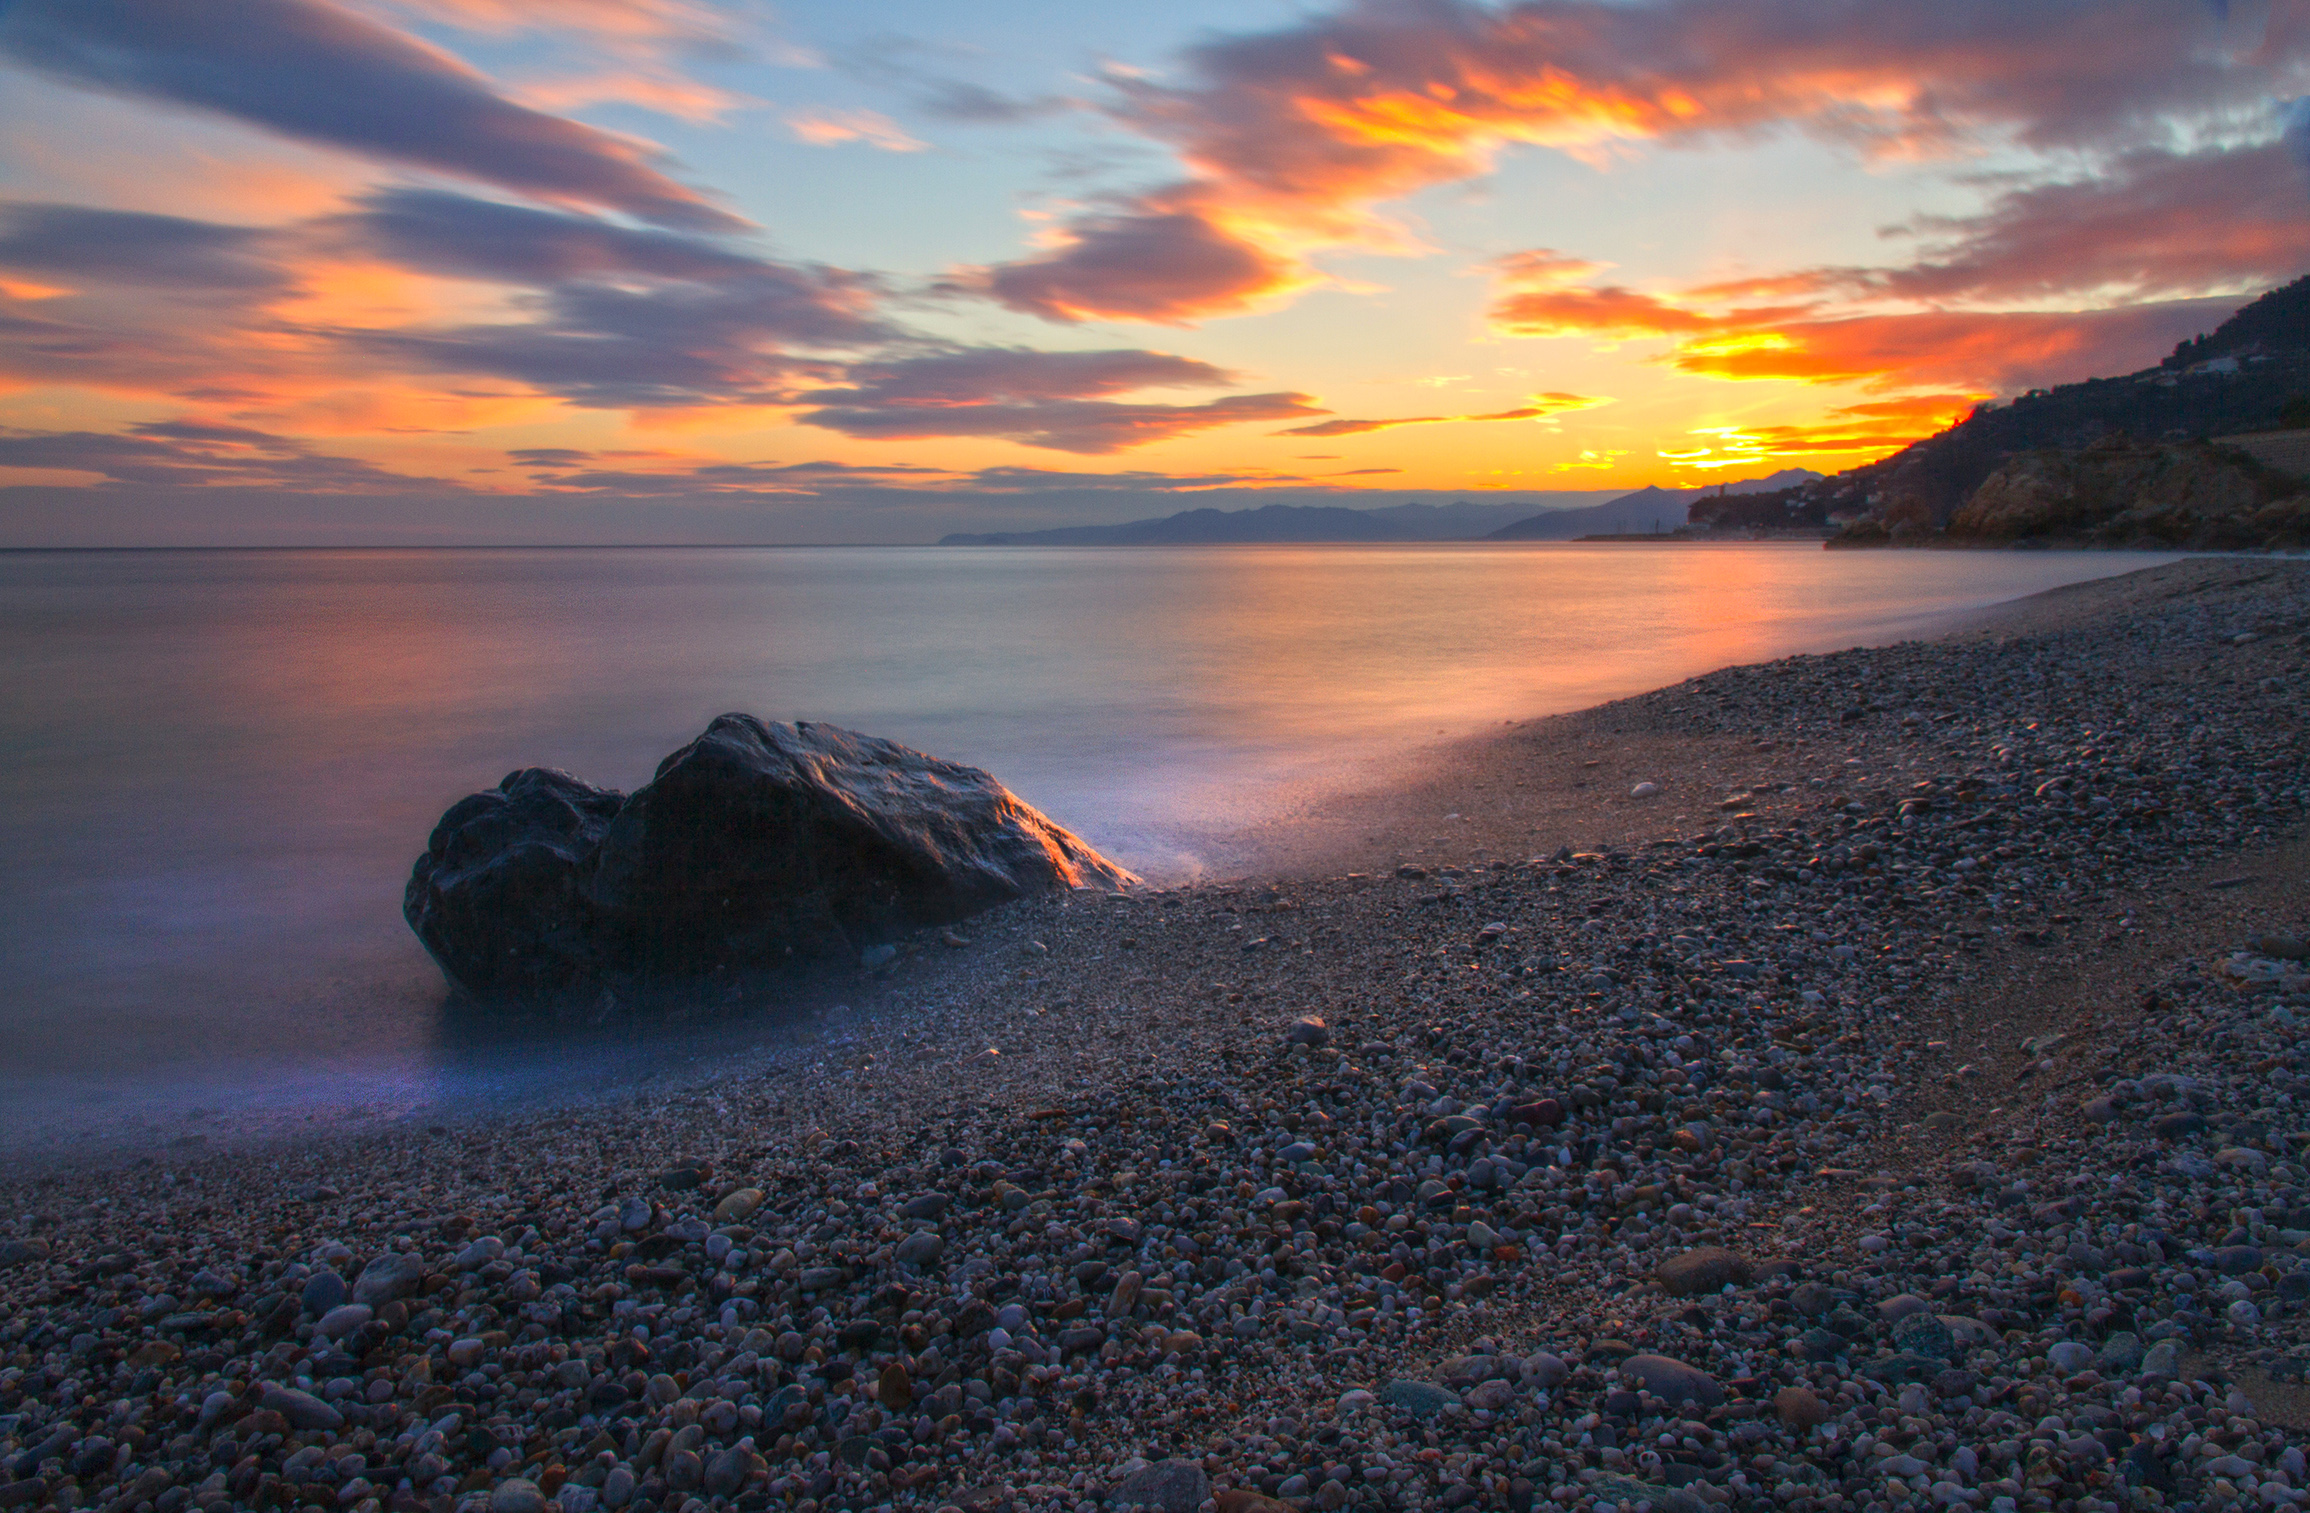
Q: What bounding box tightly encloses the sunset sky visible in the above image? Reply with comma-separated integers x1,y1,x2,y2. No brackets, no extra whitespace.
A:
2,0,2307,543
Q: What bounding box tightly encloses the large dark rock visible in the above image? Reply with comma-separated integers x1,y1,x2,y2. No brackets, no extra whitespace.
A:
405,715,1132,1000
402,766,623,999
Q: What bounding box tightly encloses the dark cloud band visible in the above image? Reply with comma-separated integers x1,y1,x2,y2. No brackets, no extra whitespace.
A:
0,0,745,230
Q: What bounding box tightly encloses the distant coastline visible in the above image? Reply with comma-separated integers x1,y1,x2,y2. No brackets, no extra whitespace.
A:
937,470,1818,547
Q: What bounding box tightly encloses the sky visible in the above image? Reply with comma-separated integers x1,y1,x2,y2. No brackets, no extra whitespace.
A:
1,0,2307,544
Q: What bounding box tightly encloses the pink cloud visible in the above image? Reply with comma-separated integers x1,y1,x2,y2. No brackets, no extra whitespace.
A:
1795,141,2310,304
963,198,1314,325
786,108,926,152
964,0,2310,325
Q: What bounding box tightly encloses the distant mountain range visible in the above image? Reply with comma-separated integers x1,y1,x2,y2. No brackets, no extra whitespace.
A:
936,470,1819,546
1484,471,1819,540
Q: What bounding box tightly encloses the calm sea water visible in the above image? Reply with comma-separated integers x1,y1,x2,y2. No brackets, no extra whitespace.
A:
0,543,2175,1149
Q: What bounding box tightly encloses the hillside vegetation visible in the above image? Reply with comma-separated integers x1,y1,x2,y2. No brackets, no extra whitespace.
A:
1698,275,2310,547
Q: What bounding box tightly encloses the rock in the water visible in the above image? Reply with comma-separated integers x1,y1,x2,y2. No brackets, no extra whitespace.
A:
400,766,624,998
1775,1386,1831,1428
406,716,1135,999
1115,1458,1210,1513
1655,1246,1750,1296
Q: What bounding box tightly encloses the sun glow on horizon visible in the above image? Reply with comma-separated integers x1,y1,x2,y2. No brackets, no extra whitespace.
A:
0,0,2298,540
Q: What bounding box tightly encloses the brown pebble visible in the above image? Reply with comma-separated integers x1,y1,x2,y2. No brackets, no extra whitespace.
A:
1655,1246,1750,1297
1217,1491,1295,1513
879,1362,912,1411
1775,1386,1831,1428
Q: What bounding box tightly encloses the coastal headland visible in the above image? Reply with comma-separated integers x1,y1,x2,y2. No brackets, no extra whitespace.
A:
3,558,2307,1513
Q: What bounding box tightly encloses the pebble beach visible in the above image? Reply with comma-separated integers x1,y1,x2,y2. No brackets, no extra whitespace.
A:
4,555,2309,1513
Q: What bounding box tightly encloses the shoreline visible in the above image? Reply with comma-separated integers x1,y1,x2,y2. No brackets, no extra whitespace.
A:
0,547,2167,1169
2,556,2307,1513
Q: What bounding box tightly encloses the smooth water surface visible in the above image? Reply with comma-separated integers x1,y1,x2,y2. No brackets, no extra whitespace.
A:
0,542,2175,1145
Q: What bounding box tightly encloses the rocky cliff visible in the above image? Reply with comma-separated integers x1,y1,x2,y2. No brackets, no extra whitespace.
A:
1936,437,2310,549
1742,273,2310,548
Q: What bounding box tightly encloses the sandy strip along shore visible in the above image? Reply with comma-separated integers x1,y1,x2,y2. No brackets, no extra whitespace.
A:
2,557,2307,1513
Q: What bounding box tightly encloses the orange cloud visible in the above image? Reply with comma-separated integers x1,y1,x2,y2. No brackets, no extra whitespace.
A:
1554,448,1628,471
369,0,738,48
970,0,2306,326
516,69,755,126
1488,227,2251,398
1657,394,1984,471
1275,390,1610,435
1491,284,1741,339
1663,304,2238,392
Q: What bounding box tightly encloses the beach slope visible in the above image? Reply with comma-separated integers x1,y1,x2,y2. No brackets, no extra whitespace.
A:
2,558,2306,1513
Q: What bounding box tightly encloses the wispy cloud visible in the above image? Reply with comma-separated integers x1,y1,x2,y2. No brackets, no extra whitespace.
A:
1707,140,2310,307
785,108,926,152
959,195,1315,325
795,347,1325,452
0,203,293,291
363,0,745,53
1490,240,2248,395
0,0,747,230
1276,391,1610,436
502,448,1314,496
1484,131,2304,398
0,187,1329,454
832,35,1080,125
0,418,446,490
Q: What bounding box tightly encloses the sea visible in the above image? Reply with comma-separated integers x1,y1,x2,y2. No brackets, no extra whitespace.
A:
0,542,2178,1154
